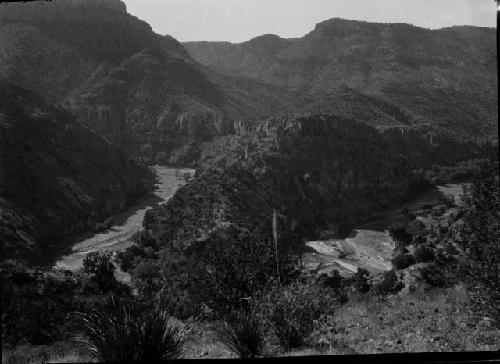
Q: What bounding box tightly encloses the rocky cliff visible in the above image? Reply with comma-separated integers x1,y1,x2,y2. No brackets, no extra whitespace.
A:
0,83,153,264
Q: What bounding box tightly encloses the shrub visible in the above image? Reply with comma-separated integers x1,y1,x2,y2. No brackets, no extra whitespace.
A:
407,219,427,240
414,245,436,263
214,309,269,358
132,259,160,281
172,227,301,316
263,282,337,350
419,263,448,288
456,160,500,325
373,270,404,296
117,244,147,272
82,252,117,294
392,253,416,270
155,286,202,321
351,268,371,293
74,271,100,295
1,264,86,346
317,270,344,290
389,223,413,246
72,295,190,362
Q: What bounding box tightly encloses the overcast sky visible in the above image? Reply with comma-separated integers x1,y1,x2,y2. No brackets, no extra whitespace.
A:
124,0,497,43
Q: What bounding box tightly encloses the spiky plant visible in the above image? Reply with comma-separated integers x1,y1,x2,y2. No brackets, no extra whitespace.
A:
214,310,268,358
72,295,190,362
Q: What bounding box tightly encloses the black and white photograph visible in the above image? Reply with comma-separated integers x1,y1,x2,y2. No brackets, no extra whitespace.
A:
0,0,498,361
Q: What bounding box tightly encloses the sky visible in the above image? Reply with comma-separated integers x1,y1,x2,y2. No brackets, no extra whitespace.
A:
124,0,497,43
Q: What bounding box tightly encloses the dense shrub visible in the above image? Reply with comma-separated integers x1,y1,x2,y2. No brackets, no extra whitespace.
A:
117,244,147,272
414,245,436,263
159,227,302,316
82,252,117,294
1,262,86,347
132,259,161,281
392,253,416,270
317,270,345,290
389,223,413,246
259,281,338,350
419,263,448,288
373,270,404,296
72,295,190,362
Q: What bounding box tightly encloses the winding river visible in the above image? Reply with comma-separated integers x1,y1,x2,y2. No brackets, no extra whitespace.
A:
54,168,467,283
54,166,195,277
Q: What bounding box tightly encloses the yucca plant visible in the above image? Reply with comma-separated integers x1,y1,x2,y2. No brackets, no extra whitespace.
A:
72,295,190,362
214,309,269,358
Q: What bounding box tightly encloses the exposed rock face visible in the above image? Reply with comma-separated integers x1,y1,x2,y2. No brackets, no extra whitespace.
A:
0,83,153,264
184,18,498,141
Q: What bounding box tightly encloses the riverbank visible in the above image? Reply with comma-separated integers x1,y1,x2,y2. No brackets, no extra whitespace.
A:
304,184,467,277
54,166,195,276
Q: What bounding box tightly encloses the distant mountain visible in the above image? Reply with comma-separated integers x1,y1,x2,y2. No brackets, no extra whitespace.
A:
184,19,498,142
0,83,153,264
0,0,304,164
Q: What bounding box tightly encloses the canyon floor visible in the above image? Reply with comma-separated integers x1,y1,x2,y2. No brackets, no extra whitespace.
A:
54,166,196,278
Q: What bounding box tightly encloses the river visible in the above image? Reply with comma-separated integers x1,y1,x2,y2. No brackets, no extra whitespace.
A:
55,174,466,282
54,166,195,280
304,184,468,277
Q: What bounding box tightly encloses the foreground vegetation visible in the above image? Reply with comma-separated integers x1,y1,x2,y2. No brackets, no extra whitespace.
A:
2,159,499,361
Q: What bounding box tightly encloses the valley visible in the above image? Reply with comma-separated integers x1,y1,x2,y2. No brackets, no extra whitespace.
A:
55,166,195,273
0,0,498,361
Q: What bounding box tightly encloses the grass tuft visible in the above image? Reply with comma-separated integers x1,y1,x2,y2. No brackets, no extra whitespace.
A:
213,310,268,358
72,294,190,361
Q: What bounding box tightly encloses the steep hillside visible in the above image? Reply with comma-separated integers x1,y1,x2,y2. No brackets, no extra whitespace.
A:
71,44,305,165
0,0,189,102
184,19,498,141
138,114,431,259
0,0,305,164
0,83,153,264
72,45,230,164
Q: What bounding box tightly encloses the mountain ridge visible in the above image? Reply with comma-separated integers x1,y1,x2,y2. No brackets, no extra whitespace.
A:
184,17,497,142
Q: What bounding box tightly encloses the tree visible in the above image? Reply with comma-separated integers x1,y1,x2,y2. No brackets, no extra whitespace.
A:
389,223,413,250
82,252,117,294
352,268,371,293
